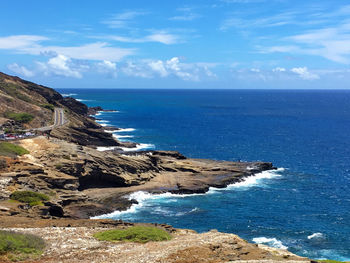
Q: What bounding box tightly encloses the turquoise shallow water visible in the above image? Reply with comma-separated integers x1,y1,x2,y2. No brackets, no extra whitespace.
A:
59,89,350,260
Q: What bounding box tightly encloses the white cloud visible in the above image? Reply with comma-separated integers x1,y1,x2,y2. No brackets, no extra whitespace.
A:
36,54,85,78
250,68,260,72
286,26,350,64
42,42,134,62
102,11,147,28
122,61,153,78
148,60,168,77
96,60,117,78
122,57,216,81
0,35,135,62
291,67,319,80
7,63,35,77
169,7,200,21
0,35,48,50
220,11,298,31
107,31,179,45
145,32,179,44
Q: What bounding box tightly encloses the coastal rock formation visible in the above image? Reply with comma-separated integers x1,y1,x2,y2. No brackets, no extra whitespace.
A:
0,136,274,219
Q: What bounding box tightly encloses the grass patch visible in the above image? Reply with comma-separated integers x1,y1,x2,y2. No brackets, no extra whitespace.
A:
93,226,172,243
10,191,49,207
0,142,29,157
0,230,45,261
4,112,34,124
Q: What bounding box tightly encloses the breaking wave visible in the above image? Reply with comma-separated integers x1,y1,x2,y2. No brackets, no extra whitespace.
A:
252,237,288,250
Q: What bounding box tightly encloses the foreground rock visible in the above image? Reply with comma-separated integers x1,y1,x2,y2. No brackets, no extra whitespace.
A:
0,218,309,263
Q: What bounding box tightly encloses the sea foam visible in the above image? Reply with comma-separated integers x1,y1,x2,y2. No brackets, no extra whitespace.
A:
112,134,134,142
207,168,285,194
96,120,109,123
114,128,136,132
61,93,77,97
92,168,284,219
120,143,155,152
252,237,288,250
76,99,94,102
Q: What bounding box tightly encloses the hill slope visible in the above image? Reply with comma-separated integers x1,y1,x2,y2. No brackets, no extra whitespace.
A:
0,72,119,146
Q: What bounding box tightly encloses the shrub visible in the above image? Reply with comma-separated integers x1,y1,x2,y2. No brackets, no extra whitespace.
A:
40,104,54,111
4,112,34,124
93,226,172,243
62,155,71,160
55,163,63,169
0,230,45,260
0,158,7,169
0,142,29,157
10,191,49,207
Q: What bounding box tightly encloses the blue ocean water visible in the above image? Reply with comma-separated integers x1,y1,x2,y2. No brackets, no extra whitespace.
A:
59,89,350,260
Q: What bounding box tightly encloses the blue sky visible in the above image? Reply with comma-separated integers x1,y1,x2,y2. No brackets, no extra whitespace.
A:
1,0,350,89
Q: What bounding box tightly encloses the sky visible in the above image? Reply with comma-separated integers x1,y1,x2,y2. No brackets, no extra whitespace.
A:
1,0,350,89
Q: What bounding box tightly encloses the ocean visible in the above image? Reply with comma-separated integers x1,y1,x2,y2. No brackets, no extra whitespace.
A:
59,89,350,260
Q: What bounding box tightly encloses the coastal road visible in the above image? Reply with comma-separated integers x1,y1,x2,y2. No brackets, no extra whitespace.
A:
35,107,66,132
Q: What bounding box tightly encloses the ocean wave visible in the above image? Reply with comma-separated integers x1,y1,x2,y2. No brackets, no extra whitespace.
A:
91,191,156,219
252,237,288,250
175,207,200,216
92,168,285,218
61,93,77,97
112,134,134,141
91,191,205,219
114,128,136,132
230,168,284,187
208,168,285,194
307,232,324,240
120,143,155,152
96,120,109,123
150,206,201,217
98,110,119,113
105,130,120,133
96,146,116,152
76,99,95,102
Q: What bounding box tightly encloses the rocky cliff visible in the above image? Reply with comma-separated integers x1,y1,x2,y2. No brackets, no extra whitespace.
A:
0,72,118,146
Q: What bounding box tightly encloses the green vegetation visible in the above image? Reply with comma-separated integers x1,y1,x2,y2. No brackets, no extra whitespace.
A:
4,112,34,124
0,142,29,157
40,103,54,111
0,230,45,261
93,226,172,243
62,155,71,160
10,191,49,207
0,158,7,169
55,163,63,169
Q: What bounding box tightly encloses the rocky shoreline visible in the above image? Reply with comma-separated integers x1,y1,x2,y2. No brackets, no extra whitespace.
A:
0,72,312,262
